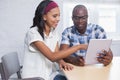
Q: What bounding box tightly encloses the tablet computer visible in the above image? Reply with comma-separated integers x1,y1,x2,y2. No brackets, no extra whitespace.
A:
85,39,112,65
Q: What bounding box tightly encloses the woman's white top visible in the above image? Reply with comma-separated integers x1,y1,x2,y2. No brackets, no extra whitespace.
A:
21,27,61,80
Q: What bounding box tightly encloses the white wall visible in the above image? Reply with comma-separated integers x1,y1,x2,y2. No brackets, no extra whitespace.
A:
111,41,120,56
0,0,120,64
0,0,42,63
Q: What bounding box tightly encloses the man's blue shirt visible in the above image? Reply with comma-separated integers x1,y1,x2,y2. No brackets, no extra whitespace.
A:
61,23,107,57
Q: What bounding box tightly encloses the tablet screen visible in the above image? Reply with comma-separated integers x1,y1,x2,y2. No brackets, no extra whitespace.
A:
85,39,112,65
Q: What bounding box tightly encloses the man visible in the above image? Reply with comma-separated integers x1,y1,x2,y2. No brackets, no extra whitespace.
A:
60,5,113,66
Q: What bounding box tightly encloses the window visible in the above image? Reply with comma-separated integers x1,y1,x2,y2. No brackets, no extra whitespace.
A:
98,5,116,32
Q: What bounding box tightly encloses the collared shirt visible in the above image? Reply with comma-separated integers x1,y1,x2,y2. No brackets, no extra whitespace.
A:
61,23,107,57
22,27,61,80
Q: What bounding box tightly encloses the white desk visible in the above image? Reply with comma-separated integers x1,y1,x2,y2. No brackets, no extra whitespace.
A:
63,57,120,80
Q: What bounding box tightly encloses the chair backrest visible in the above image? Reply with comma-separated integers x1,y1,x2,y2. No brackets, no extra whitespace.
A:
1,52,21,80
1,52,45,80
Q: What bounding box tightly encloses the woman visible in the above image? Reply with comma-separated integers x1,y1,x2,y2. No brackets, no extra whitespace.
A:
22,0,87,80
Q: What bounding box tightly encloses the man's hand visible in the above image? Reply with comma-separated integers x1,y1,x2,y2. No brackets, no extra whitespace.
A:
63,56,85,66
97,49,113,66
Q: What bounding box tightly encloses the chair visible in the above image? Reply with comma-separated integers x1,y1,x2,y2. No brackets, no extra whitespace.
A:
1,52,44,80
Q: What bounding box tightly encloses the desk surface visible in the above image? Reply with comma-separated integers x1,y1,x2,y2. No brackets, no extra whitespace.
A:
63,57,120,80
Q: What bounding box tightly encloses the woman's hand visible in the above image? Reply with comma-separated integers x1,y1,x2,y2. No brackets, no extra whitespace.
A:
80,44,88,50
58,60,73,71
